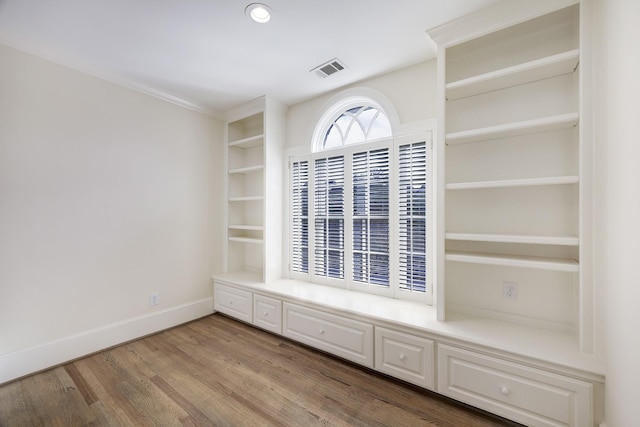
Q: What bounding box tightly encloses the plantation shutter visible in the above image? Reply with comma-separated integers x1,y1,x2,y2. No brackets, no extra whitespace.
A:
291,160,309,274
314,156,345,279
352,148,390,286
398,141,428,293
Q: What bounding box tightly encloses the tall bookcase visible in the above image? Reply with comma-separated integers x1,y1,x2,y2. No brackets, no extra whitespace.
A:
428,0,594,353
223,96,286,282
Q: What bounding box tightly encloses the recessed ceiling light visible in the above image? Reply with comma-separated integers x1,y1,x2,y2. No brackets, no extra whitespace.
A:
245,3,272,23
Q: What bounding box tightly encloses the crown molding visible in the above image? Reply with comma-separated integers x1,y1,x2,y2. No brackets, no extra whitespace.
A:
426,0,579,47
0,36,224,119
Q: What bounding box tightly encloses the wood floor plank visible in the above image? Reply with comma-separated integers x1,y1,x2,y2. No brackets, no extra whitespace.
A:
0,314,520,427
64,363,99,406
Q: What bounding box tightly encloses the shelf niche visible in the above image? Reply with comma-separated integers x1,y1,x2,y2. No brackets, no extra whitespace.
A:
429,1,593,355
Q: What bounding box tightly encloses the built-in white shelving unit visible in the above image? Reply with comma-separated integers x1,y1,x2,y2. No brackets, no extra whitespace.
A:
211,3,601,425
429,0,595,353
223,97,286,282
426,2,602,423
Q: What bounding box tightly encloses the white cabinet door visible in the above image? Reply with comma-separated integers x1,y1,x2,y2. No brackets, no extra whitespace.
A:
438,344,592,427
375,327,435,389
253,293,282,334
213,283,253,323
283,303,373,368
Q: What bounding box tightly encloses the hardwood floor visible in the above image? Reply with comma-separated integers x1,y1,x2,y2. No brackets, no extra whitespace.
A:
0,314,520,426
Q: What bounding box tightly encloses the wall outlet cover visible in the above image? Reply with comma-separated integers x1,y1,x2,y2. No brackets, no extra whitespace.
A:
503,282,518,300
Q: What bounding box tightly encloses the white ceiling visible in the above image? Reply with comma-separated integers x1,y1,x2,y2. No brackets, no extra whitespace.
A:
0,0,503,115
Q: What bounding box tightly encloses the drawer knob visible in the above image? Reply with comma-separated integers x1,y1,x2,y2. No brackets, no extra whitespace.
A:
228,300,233,304
398,353,407,361
319,329,325,334
500,386,509,396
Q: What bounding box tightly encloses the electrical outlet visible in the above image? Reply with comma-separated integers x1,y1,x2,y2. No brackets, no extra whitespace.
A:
503,281,518,300
149,292,159,306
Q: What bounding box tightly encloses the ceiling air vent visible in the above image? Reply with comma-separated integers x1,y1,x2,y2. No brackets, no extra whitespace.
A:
311,58,347,78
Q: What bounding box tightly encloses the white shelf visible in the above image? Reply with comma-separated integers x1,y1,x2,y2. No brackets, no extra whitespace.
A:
446,176,579,190
228,224,264,231
446,112,579,145
229,196,264,202
228,134,264,149
446,49,579,100
445,251,579,272
228,165,264,175
229,236,264,244
446,232,579,246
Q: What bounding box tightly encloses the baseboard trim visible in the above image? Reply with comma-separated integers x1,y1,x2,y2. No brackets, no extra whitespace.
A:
0,298,214,385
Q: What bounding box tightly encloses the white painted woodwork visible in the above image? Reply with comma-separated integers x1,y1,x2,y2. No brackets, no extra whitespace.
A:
228,165,264,175
212,3,602,425
213,283,253,323
445,251,579,272
283,302,374,368
438,344,593,427
223,97,286,282
212,274,603,425
445,176,579,190
428,1,593,353
446,49,579,100
445,113,579,145
253,294,282,334
374,327,435,389
445,233,579,246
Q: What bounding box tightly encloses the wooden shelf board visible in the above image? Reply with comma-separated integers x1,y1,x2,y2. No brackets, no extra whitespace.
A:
446,112,579,145
228,225,264,231
445,232,579,246
229,196,263,202
228,165,264,175
228,133,264,149
445,250,579,272
446,175,579,190
446,49,579,100
228,237,264,244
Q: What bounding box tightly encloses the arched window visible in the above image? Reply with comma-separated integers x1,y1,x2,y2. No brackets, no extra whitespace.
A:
312,92,396,152
291,89,432,304
321,105,392,150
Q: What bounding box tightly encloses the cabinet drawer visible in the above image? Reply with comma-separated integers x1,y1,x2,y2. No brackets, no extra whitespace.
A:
253,294,282,334
375,327,434,389
438,344,592,427
283,303,373,368
213,283,252,323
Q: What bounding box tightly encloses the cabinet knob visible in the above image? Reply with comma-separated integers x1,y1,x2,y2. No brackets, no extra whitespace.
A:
500,386,509,396
319,329,325,334
263,311,269,316
398,353,407,361
228,300,233,305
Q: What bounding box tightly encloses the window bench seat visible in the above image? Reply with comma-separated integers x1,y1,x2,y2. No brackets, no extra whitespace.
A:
212,271,604,427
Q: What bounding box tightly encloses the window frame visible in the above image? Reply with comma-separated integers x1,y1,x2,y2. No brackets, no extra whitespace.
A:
288,132,433,304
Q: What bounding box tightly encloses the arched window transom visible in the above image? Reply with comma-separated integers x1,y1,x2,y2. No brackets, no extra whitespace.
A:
319,104,392,151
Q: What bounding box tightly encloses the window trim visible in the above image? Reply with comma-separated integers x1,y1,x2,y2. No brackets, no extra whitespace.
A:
288,132,433,304
309,88,400,153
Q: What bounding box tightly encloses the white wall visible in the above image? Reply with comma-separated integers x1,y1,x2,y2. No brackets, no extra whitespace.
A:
285,60,437,150
593,0,640,425
0,43,224,383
